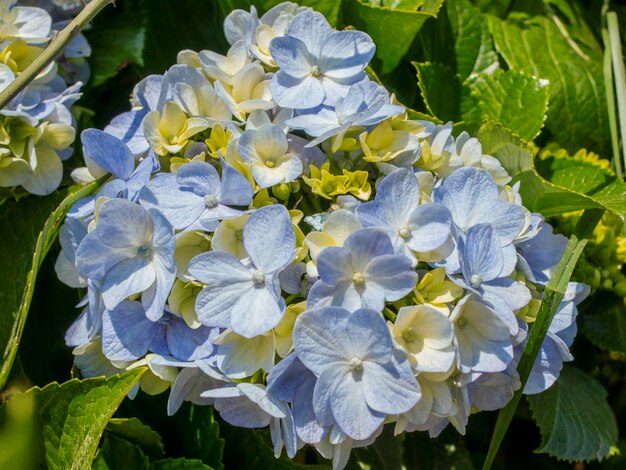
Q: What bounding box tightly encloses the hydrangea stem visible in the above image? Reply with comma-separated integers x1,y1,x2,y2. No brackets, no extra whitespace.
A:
0,0,115,110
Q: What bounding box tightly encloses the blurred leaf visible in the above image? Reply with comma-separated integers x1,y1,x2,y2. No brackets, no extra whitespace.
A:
414,61,461,121
4,369,145,470
152,458,214,469
0,392,38,470
106,418,165,461
218,0,341,25
93,434,150,470
527,366,619,462
580,302,626,354
488,12,609,154
346,425,404,470
447,0,499,80
84,2,146,87
477,122,626,217
172,403,224,470
461,70,549,140
344,0,445,74
403,427,474,469
0,181,100,389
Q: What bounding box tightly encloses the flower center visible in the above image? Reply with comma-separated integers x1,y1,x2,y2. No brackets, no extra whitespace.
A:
204,194,219,208
265,160,275,168
235,230,244,241
310,65,321,77
137,244,151,257
457,317,469,329
470,274,483,288
251,269,265,285
352,272,366,286
398,226,411,239
402,329,417,343
348,357,362,372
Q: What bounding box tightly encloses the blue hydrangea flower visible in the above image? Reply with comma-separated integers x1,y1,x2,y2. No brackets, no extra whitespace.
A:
450,295,514,374
285,80,404,146
267,352,326,444
167,367,224,416
101,300,218,362
269,10,375,109
293,306,420,440
455,223,531,333
188,204,296,338
75,199,176,320
524,282,589,394
202,383,297,458
356,168,452,264
139,160,253,231
307,228,417,311
434,166,526,245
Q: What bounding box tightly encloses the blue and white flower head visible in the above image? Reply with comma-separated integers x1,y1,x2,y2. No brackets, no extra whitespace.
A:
58,4,589,468
0,0,86,195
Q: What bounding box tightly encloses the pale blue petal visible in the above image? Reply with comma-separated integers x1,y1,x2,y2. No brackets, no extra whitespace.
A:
285,10,333,57
362,361,420,414
81,129,134,180
75,234,132,280
270,72,325,109
243,205,296,273
270,36,315,79
344,228,394,268
176,161,220,196
405,203,452,252
459,223,503,283
166,316,217,361
219,159,254,206
102,257,155,310
364,254,416,302
102,300,162,361
319,30,375,79
230,285,284,338
96,199,153,249
316,246,355,285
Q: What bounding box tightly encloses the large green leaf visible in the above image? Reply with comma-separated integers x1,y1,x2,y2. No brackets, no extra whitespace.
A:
461,70,549,141
346,425,404,470
580,299,626,354
93,434,150,470
446,0,499,80
0,181,100,390
344,0,445,74
152,458,214,469
477,122,626,218
3,369,145,470
403,427,474,469
488,12,609,154
527,366,619,462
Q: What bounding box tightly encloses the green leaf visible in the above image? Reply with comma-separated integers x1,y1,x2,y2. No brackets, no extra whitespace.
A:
152,458,214,470
414,61,461,121
344,0,445,74
0,181,101,389
172,403,224,470
84,3,146,87
93,434,150,470
488,12,610,155
527,366,619,462
476,122,626,218
403,427,474,469
447,0,499,80
461,70,549,140
217,0,341,25
106,418,165,460
6,369,145,470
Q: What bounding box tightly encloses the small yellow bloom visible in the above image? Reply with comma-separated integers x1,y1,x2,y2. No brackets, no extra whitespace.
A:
174,231,211,281
274,301,306,357
168,279,204,329
360,120,419,163
414,267,463,314
302,162,371,200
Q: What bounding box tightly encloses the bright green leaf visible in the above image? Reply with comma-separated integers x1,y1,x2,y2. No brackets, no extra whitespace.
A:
527,366,619,462
488,12,609,154
106,418,165,461
152,458,214,470
8,369,146,470
0,181,101,389
447,0,499,80
477,122,626,218
414,61,461,122
93,434,150,470
344,0,445,74
461,70,549,140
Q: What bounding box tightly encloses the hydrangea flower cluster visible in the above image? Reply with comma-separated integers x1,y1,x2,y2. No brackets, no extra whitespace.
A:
58,3,589,467
0,0,89,196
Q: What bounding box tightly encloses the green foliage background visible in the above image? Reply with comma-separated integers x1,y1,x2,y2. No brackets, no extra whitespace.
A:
2,0,626,469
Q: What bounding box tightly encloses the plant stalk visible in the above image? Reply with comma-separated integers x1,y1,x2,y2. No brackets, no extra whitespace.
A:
0,0,115,110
